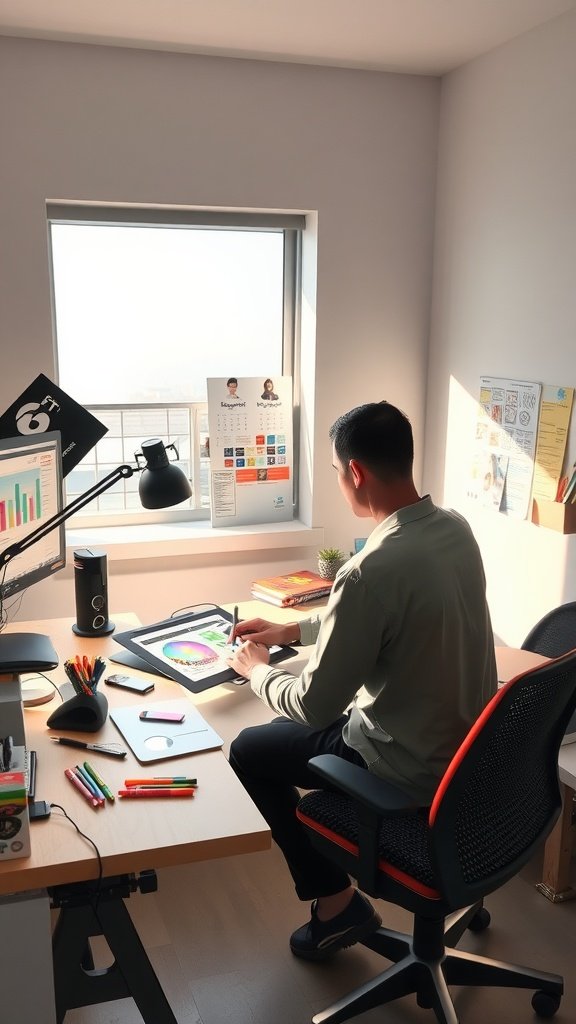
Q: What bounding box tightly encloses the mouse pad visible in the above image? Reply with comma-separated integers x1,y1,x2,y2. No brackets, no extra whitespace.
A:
110,699,223,763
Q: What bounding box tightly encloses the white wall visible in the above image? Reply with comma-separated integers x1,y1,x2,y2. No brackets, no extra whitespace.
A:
425,8,576,646
0,37,439,623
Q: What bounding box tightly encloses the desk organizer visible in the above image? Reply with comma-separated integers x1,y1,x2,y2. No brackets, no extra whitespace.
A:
531,499,576,534
47,690,108,732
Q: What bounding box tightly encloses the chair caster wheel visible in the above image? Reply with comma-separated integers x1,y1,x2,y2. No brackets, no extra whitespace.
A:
468,907,491,932
532,990,561,1018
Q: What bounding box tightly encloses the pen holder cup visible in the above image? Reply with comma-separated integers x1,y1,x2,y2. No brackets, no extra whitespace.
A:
46,691,108,733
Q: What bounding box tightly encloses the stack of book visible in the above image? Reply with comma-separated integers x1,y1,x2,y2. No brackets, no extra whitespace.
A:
251,569,333,607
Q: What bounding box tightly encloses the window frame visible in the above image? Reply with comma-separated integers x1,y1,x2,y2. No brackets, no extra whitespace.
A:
46,204,304,527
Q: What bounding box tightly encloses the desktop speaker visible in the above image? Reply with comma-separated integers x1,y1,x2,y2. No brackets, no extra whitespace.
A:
72,548,115,637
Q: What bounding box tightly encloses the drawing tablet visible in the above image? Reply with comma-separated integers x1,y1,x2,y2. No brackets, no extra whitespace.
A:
108,649,171,677
110,699,223,763
113,606,298,694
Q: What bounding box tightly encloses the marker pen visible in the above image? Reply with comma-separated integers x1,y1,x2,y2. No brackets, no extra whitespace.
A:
118,788,195,798
64,768,100,808
84,761,115,802
124,778,197,787
75,765,106,803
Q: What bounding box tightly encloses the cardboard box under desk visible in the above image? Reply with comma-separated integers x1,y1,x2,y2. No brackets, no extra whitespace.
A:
531,499,576,534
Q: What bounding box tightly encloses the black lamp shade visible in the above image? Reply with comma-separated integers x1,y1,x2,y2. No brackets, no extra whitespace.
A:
137,438,192,509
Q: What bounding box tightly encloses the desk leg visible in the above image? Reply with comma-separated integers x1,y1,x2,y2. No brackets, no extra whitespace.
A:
51,874,178,1024
0,889,56,1024
536,783,576,903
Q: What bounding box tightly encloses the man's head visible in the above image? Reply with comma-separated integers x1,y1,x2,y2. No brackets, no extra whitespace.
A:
329,402,416,518
227,377,238,392
330,402,413,478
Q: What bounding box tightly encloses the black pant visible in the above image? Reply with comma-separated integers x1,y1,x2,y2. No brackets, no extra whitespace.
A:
229,716,366,901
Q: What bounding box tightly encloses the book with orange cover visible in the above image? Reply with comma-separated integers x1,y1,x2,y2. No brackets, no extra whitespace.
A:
251,569,333,607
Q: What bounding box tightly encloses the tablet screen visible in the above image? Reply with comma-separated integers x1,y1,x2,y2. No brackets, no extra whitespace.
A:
113,607,295,693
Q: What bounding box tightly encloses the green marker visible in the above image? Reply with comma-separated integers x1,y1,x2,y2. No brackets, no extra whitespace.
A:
84,760,115,802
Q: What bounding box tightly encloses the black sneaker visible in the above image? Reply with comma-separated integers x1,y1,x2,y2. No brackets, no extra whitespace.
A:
290,890,381,961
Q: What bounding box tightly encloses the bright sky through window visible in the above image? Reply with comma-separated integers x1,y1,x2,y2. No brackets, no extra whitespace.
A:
51,224,284,406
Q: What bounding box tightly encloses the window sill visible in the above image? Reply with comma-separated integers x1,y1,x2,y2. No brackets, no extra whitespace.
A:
66,520,324,563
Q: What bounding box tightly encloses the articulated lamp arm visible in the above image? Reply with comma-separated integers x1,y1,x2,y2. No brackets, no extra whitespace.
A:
0,464,135,571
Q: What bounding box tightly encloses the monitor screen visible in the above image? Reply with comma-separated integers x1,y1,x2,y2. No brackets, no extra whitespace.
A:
0,431,65,600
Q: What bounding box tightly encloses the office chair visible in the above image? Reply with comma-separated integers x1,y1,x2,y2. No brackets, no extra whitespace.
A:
521,601,576,658
296,651,576,1024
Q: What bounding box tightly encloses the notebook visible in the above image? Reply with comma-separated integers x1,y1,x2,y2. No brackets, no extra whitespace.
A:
109,700,223,764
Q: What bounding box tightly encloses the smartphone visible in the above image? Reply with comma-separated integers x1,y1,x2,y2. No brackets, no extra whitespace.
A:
139,710,185,723
105,673,155,695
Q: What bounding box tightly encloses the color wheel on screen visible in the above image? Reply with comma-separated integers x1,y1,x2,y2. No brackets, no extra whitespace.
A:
162,640,218,669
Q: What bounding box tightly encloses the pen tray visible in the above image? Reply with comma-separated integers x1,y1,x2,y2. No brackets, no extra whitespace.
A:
46,691,108,732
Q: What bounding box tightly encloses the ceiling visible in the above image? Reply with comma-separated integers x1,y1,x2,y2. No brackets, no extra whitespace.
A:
0,0,574,76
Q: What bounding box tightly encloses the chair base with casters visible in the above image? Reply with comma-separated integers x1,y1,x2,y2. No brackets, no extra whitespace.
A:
309,901,562,1024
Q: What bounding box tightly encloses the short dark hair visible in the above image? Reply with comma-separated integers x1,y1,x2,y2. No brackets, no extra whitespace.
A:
329,402,414,479
227,377,238,386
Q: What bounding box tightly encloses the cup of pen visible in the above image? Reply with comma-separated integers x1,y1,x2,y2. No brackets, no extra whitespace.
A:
46,656,108,733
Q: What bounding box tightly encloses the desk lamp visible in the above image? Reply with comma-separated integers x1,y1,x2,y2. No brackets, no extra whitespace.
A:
0,437,192,690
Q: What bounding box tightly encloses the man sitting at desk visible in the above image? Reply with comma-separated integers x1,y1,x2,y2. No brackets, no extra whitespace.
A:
228,401,497,962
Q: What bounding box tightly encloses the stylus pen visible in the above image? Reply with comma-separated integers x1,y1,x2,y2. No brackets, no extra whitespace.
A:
231,605,239,646
118,788,195,798
50,737,127,759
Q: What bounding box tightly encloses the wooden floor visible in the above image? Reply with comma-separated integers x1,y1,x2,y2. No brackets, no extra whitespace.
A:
64,840,576,1024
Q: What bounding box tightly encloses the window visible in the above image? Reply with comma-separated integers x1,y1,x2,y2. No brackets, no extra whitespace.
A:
47,205,303,525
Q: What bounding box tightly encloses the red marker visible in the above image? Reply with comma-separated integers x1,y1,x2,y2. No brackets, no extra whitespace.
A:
118,788,194,798
124,778,197,786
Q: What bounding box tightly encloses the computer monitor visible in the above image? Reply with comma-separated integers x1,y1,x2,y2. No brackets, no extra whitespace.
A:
0,431,65,600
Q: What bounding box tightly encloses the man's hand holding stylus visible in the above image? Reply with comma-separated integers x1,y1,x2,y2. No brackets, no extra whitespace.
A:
227,617,301,680
231,616,301,648
227,639,270,679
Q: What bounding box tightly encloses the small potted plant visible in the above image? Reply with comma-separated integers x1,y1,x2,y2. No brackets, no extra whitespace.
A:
317,547,346,580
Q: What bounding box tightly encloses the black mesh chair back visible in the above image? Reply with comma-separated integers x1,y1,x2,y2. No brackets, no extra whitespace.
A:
521,601,576,657
429,650,576,909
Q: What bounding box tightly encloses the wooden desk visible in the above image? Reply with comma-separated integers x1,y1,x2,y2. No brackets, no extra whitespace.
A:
496,645,576,903
1,612,271,896
1,610,280,1024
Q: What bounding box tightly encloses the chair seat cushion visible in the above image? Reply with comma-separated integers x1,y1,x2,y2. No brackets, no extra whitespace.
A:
297,790,440,898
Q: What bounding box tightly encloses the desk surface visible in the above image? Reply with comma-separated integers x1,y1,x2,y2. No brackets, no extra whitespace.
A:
0,608,295,896
494,645,549,682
